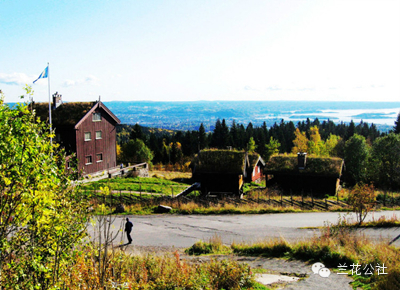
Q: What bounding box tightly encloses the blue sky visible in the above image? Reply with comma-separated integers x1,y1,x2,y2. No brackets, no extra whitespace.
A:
1,0,399,103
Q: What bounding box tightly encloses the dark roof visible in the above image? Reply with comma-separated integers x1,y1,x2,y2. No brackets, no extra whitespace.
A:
265,155,343,177
191,150,249,175
32,101,120,127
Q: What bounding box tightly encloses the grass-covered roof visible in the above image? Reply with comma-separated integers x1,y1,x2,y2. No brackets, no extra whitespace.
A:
266,155,343,177
248,152,265,169
33,102,95,126
192,150,248,175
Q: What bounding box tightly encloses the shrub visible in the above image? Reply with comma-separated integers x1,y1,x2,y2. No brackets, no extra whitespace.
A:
185,235,231,255
347,183,376,225
59,247,255,290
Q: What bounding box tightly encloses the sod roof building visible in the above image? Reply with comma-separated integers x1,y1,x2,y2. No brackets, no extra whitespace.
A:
191,150,265,196
265,153,344,196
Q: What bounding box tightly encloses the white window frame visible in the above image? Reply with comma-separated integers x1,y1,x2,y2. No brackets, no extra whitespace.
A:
92,112,102,122
96,153,103,163
84,132,91,141
85,155,92,165
96,130,102,139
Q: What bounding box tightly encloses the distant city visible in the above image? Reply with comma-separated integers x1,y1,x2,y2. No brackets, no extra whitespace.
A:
103,101,400,132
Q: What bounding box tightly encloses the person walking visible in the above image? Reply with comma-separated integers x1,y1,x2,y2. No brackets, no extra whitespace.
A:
125,217,133,244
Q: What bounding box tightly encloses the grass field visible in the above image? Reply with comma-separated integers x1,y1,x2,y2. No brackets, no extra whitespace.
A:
81,171,400,216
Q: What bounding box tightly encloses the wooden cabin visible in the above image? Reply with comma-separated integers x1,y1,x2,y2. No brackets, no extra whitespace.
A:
265,153,344,196
247,153,266,183
191,150,265,196
33,94,121,175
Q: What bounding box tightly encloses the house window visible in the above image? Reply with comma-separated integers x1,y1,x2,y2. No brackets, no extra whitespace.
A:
96,130,102,139
85,155,92,165
93,112,102,122
96,153,103,162
84,132,91,141
67,161,71,169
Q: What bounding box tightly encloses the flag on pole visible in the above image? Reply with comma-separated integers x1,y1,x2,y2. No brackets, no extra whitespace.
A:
33,66,49,83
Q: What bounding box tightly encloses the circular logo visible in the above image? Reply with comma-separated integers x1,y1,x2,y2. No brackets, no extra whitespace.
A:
311,262,325,274
318,267,331,278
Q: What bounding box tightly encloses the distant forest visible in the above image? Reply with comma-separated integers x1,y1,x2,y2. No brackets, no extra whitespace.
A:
117,117,384,165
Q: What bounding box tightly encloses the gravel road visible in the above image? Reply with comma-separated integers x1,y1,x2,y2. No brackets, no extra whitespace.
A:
88,211,400,248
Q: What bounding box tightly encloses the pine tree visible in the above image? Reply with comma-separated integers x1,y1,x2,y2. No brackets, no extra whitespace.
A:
237,124,246,150
211,119,222,148
149,133,162,163
345,120,356,141
198,123,207,150
262,121,269,141
129,123,144,141
230,120,239,149
394,112,400,134
264,137,281,161
285,121,296,153
246,137,257,153
246,122,254,142
221,119,231,148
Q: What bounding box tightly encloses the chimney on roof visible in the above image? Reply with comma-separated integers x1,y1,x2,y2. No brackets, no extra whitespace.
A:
297,152,307,170
52,92,62,109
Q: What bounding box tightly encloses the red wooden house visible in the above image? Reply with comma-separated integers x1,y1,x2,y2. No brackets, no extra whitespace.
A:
33,94,121,175
247,153,266,183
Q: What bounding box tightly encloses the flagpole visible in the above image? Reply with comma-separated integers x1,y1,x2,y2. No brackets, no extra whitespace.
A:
47,62,52,150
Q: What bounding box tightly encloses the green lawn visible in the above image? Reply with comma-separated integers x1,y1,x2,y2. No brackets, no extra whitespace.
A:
82,176,190,195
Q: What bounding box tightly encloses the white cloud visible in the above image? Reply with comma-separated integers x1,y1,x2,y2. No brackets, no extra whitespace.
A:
0,72,33,85
62,75,99,87
244,85,260,91
265,86,282,91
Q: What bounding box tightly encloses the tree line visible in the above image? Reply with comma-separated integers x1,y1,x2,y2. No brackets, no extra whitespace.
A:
117,115,399,171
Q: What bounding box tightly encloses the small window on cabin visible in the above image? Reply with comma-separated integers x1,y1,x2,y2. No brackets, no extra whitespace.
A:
257,166,260,173
84,132,91,141
85,156,92,165
67,161,71,169
96,130,102,139
93,112,102,122
96,153,103,162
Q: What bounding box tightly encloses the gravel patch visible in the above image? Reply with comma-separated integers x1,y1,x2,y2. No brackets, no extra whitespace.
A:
182,254,354,290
